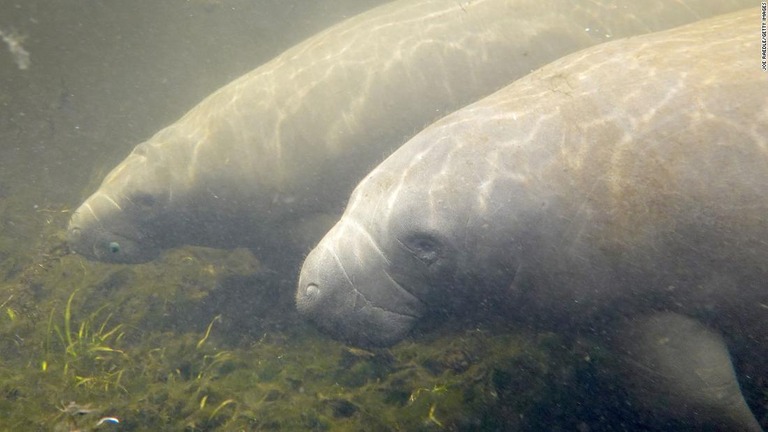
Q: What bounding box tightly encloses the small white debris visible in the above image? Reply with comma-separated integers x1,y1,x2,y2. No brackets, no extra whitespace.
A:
96,417,120,426
0,28,30,70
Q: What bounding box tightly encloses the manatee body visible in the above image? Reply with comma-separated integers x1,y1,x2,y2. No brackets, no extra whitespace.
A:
67,0,752,264
297,10,767,430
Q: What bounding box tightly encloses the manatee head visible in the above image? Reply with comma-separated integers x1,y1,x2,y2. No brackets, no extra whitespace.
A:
67,141,177,263
296,165,454,347
297,120,523,347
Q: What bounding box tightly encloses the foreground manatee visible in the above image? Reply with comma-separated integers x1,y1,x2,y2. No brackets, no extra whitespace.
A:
67,0,751,264
297,9,767,430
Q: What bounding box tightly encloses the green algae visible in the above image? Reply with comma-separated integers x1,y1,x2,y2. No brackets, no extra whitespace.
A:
0,214,569,431
1,191,728,431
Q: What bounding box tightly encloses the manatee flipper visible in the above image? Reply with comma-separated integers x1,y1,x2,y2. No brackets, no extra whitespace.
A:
613,313,762,431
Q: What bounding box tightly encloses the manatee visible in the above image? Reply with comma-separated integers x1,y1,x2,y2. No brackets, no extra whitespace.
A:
297,9,767,430
67,0,752,264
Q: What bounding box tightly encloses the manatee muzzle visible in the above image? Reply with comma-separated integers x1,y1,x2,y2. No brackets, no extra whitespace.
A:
297,239,424,347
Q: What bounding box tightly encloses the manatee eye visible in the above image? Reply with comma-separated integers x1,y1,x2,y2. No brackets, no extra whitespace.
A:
108,242,121,254
403,234,442,266
131,192,156,208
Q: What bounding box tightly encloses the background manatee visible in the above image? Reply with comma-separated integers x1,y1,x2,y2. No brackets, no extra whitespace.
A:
297,9,767,430
67,0,752,265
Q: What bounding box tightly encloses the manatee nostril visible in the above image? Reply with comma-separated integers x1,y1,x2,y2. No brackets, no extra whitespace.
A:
69,227,81,240
305,283,320,298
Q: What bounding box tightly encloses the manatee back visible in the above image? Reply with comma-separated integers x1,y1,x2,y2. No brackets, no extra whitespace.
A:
368,8,768,319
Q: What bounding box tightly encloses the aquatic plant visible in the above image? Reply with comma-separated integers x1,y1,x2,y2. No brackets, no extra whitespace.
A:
44,289,129,392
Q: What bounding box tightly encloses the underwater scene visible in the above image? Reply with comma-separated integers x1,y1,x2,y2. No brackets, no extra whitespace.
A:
1,0,767,431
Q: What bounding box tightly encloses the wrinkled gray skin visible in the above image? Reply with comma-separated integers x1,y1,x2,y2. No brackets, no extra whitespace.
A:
67,0,751,264
297,10,767,430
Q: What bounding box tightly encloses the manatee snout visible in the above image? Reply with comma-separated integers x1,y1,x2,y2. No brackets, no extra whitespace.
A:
67,205,159,264
297,229,424,347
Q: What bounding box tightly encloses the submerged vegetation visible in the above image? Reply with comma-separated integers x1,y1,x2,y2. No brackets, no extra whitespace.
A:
3,191,764,431
0,194,595,431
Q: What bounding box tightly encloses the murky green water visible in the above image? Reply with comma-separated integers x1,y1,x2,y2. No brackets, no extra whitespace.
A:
0,1,582,430
1,1,765,430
